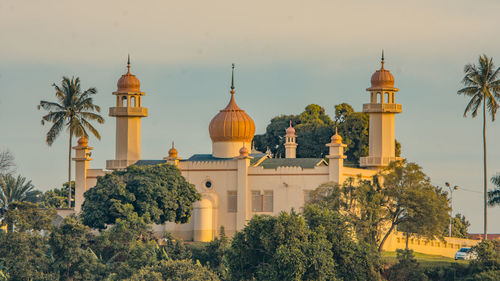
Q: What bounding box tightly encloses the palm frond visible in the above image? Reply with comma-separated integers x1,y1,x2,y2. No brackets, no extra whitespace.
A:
80,118,101,140
46,118,65,146
39,101,65,111
79,112,105,123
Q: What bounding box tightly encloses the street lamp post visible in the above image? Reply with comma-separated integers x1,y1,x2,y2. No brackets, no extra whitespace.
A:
445,182,459,237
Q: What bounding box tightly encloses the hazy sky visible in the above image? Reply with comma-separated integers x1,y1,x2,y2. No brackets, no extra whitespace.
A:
1,0,500,232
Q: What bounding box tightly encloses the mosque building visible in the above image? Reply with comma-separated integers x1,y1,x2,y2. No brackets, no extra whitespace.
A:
72,55,402,242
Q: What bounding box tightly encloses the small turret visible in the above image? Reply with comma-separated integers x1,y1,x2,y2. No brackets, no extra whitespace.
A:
284,121,297,158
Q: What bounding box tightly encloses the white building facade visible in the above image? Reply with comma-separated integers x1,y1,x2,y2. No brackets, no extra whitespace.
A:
72,55,401,242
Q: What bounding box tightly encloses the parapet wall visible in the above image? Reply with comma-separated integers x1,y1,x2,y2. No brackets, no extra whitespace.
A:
382,231,480,258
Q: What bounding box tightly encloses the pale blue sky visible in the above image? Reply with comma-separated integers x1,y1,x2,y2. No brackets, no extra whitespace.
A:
1,0,500,232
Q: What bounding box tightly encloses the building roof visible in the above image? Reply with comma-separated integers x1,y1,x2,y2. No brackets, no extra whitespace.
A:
256,158,327,169
135,153,269,166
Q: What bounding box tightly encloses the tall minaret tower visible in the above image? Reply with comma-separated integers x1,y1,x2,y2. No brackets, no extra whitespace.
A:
106,56,148,170
284,121,297,158
360,52,402,169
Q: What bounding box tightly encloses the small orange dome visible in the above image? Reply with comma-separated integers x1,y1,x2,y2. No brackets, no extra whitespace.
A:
331,128,342,144
370,68,394,89
77,136,88,146
168,142,178,159
117,57,141,92
239,146,249,157
285,121,295,135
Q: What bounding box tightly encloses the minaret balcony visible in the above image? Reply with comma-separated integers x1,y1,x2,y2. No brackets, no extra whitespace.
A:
363,103,402,113
360,156,403,167
109,107,148,117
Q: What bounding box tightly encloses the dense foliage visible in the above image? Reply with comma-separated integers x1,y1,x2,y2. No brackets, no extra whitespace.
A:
81,164,201,229
40,181,75,208
253,103,401,164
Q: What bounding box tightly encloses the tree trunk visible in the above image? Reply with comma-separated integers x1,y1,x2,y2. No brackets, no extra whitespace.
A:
405,232,409,250
483,97,488,240
378,221,396,252
68,128,72,208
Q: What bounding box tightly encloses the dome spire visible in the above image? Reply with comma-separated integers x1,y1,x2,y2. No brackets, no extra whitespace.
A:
231,63,235,91
381,49,385,69
127,54,131,74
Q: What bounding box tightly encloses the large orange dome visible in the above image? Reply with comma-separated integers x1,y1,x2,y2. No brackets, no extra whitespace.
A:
209,90,255,142
117,59,141,92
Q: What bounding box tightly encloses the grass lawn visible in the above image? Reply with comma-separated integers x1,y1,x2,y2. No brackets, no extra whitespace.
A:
381,251,469,268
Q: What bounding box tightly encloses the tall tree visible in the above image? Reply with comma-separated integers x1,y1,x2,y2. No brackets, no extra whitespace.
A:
0,174,41,221
457,55,500,240
379,160,450,251
39,77,104,208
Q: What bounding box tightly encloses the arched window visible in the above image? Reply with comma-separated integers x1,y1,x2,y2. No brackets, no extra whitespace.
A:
385,92,390,104
122,96,127,107
131,96,136,107
378,92,383,103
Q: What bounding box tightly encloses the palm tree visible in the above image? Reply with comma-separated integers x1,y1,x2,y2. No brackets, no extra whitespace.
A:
0,174,41,216
458,54,500,240
38,77,104,207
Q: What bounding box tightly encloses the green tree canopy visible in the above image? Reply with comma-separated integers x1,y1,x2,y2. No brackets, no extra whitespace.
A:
49,216,105,280
226,211,336,281
380,160,450,251
2,201,56,233
125,260,220,281
81,164,200,230
303,204,381,281
40,181,75,209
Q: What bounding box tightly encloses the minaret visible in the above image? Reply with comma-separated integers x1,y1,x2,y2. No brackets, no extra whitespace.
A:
106,56,148,170
284,121,297,158
360,52,402,169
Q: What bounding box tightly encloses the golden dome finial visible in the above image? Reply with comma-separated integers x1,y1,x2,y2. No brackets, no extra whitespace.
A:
127,54,131,74
286,120,295,135
381,49,385,69
332,127,342,144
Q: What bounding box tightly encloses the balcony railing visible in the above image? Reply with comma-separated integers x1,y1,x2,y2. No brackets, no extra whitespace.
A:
109,107,148,117
363,103,402,113
359,156,402,167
